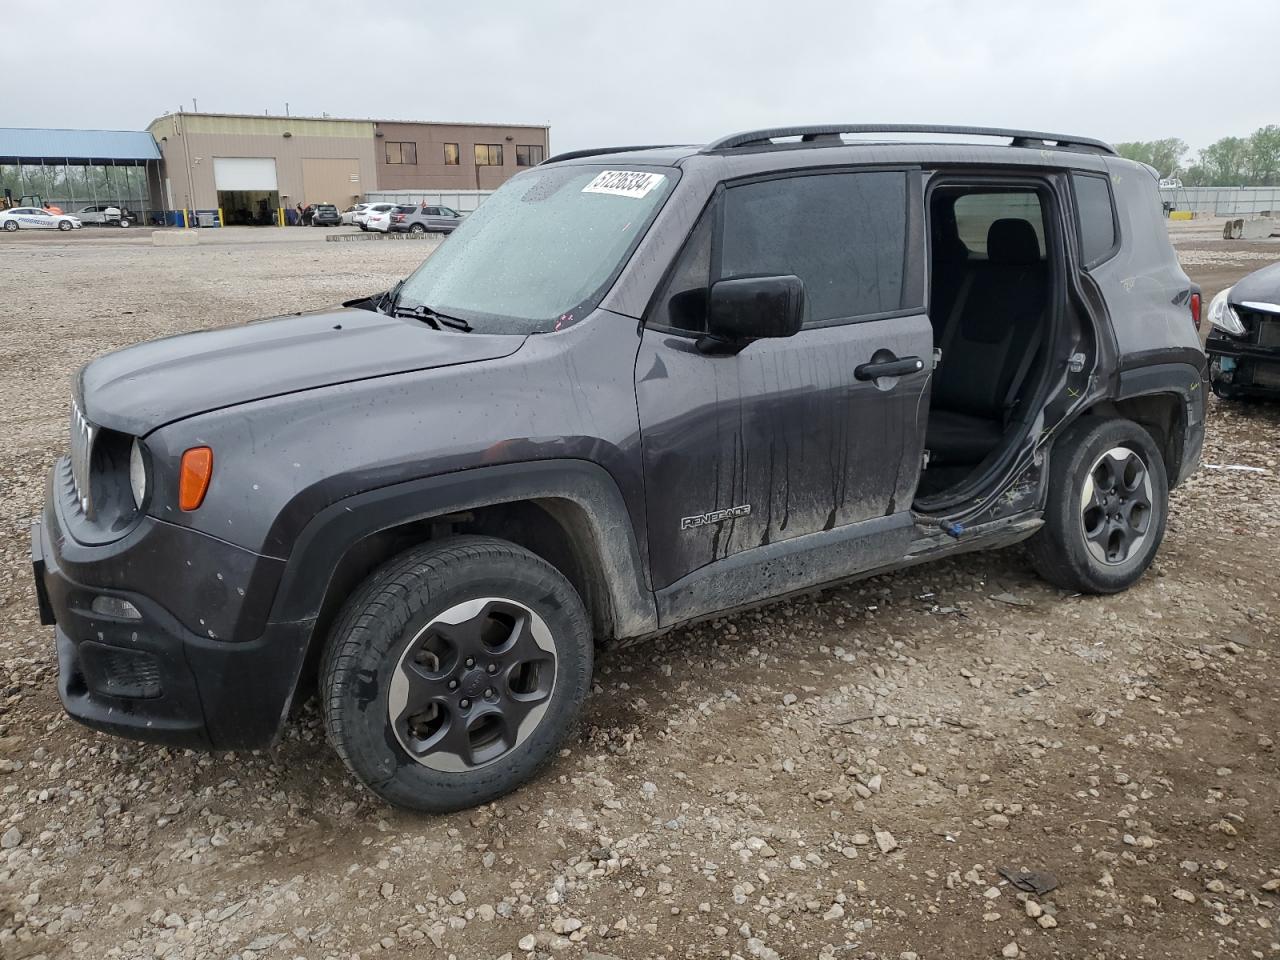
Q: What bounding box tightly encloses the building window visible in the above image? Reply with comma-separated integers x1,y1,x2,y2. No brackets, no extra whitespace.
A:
474,143,504,166
385,141,418,165
443,143,460,166
516,144,545,166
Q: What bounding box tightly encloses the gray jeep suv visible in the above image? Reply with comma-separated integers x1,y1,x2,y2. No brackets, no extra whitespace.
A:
32,124,1206,812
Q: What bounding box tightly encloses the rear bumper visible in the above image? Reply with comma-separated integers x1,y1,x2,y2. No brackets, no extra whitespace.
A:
34,465,312,750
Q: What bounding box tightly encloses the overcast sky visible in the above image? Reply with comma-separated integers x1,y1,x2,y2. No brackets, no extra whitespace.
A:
8,0,1277,156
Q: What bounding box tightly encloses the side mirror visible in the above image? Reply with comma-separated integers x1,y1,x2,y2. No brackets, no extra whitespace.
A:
701,275,805,352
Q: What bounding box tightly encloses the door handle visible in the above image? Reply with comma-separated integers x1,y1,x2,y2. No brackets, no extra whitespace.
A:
854,355,925,381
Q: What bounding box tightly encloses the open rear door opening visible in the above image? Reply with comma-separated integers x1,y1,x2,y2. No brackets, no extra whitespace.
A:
914,179,1064,512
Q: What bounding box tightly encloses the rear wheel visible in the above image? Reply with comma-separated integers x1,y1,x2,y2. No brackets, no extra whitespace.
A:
2,221,17,232
321,536,593,812
409,223,426,235
1028,417,1168,593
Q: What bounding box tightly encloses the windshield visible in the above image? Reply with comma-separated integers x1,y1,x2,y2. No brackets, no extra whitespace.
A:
396,165,675,334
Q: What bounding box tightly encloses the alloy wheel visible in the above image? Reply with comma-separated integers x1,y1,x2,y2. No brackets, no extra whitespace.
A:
1079,445,1153,565
387,597,557,772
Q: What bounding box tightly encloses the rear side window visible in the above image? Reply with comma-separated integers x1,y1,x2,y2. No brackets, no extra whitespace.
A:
1071,173,1118,267
720,171,908,326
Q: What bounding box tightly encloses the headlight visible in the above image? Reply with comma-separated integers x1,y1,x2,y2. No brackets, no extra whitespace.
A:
1208,287,1245,336
129,439,148,508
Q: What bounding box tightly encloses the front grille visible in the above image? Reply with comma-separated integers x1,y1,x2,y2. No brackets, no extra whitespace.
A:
80,642,163,700
1257,318,1280,349
69,401,97,518
1254,362,1280,389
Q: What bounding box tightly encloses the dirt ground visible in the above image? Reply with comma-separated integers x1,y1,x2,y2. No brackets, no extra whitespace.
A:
0,224,1277,960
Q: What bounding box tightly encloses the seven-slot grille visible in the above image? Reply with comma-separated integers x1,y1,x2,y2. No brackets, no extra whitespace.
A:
69,400,97,518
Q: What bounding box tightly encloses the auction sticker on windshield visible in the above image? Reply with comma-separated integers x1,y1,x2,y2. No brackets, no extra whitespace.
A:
582,170,666,199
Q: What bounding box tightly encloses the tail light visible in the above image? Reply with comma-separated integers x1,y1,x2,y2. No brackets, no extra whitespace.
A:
1190,291,1202,330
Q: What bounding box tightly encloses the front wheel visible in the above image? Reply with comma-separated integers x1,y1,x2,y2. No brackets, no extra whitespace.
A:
321,536,593,812
118,219,131,228
1028,417,1169,594
58,220,71,231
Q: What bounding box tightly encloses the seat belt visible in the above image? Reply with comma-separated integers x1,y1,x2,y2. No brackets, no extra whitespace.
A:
937,273,974,364
1001,319,1044,426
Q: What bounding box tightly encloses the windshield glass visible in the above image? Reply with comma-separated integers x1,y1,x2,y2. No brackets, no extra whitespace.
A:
396,165,675,334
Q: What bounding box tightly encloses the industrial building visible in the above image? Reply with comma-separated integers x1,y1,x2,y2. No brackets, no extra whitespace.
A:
147,111,549,224
1,111,549,226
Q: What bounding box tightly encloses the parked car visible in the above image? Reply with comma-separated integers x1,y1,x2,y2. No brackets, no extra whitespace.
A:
311,204,341,227
1205,262,1280,398
1,207,82,231
359,203,396,231
391,203,464,235
75,204,132,227
341,203,369,226
365,205,400,233
32,124,1206,813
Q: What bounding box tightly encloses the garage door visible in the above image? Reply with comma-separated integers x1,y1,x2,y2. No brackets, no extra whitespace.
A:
302,158,361,206
213,157,279,192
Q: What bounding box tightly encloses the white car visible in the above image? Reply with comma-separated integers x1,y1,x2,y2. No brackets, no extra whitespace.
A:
1,208,82,232
75,204,132,227
342,203,370,226
359,203,396,231
365,206,396,233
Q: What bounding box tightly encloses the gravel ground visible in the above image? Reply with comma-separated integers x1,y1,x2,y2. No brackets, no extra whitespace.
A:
1,227,1278,960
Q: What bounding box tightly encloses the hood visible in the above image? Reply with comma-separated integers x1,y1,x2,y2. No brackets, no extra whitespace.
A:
80,308,525,435
1230,261,1280,308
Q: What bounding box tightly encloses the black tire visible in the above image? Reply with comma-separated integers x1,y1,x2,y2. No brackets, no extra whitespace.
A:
321,535,593,812
2,221,17,232
58,220,71,231
409,223,426,235
1028,416,1168,594
118,219,131,228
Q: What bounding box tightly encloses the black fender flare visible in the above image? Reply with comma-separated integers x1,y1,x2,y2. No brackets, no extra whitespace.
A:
1111,360,1207,487
267,459,658,639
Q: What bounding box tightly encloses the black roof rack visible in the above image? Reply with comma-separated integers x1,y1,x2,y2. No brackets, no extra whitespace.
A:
541,144,685,165
702,124,1117,156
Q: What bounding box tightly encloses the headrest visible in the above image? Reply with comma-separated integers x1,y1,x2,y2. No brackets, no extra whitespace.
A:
986,218,1041,266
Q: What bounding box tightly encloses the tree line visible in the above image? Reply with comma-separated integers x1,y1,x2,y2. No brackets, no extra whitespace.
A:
1115,125,1280,187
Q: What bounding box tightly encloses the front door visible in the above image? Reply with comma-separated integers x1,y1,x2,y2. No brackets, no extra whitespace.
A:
636,169,933,624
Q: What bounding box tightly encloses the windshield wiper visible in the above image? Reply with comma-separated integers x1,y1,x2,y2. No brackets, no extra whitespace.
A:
381,279,407,315
391,302,474,332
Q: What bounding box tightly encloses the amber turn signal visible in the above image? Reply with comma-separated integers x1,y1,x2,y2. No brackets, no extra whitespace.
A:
179,447,213,511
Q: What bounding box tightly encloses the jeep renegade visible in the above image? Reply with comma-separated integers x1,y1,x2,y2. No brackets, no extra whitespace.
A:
33,125,1206,811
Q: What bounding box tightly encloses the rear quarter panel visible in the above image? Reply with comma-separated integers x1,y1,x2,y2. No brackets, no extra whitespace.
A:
1092,158,1203,368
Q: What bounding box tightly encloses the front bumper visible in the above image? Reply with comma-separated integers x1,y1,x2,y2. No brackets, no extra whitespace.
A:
1206,334,1280,395
34,463,312,750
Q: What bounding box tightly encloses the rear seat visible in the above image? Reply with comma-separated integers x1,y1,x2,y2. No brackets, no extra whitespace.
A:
926,218,1047,465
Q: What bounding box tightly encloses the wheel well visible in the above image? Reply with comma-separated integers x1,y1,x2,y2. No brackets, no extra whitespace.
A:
295,498,615,702
1085,393,1186,484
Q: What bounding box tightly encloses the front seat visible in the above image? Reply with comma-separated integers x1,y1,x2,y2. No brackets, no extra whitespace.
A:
926,217,1047,466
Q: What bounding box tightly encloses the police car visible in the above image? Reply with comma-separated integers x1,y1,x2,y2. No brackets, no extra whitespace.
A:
0,207,83,232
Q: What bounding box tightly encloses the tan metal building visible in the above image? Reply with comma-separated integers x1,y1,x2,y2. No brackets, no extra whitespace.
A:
147,111,549,225
148,113,378,224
